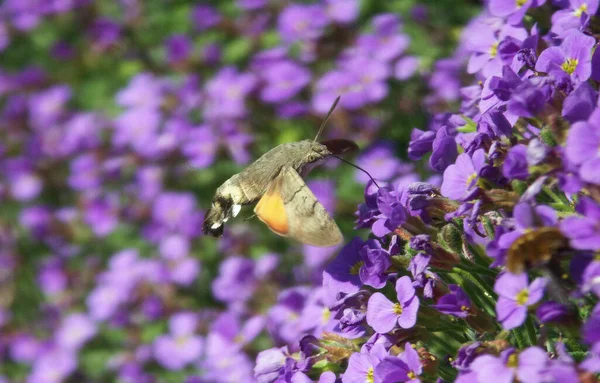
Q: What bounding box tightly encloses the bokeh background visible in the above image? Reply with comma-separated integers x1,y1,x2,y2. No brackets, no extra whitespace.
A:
0,0,480,382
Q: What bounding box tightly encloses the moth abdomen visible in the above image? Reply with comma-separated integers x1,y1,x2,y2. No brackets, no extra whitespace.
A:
202,196,242,237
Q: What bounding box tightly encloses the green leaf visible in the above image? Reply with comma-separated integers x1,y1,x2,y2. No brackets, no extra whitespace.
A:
223,38,253,64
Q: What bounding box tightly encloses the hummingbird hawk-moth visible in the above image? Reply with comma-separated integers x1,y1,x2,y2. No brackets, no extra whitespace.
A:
202,97,359,247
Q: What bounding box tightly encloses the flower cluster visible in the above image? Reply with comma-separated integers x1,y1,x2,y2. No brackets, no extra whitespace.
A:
255,1,600,382
0,0,430,382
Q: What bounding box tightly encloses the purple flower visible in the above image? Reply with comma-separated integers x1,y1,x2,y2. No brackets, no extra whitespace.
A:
366,276,420,333
254,347,287,383
204,68,256,120
562,82,597,123
503,144,529,180
489,0,546,25
342,344,387,383
28,85,71,130
535,301,571,323
88,18,121,50
583,303,600,353
465,23,528,77
182,125,217,169
86,284,125,321
152,192,198,234
278,4,328,43
432,285,471,318
153,312,204,370
494,272,547,329
113,107,161,155
429,125,458,172
191,5,221,31
260,61,311,103
371,185,408,237
83,196,119,237
408,129,436,160
9,171,42,201
440,149,486,201
323,237,365,297
395,56,419,80
115,73,164,109
55,313,97,350
356,143,403,183
565,117,600,185
28,348,77,383
9,333,41,363
165,34,192,65
470,347,548,383
325,0,359,24
159,234,189,260
68,154,101,191
237,0,268,10
551,0,599,37
339,56,391,108
560,197,600,250
359,239,392,288
536,30,595,83
583,260,600,297
168,257,201,286
374,342,423,383
212,256,257,303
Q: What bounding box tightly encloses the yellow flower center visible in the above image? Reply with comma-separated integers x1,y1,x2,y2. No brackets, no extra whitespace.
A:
574,3,588,17
489,42,499,58
366,367,375,383
516,288,529,305
460,305,469,312
506,353,519,368
516,0,527,7
408,371,417,380
350,261,364,275
466,173,478,188
393,302,403,315
175,336,188,346
322,307,331,324
561,58,579,75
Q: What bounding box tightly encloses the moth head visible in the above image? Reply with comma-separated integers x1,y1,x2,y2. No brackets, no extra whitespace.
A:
321,139,359,156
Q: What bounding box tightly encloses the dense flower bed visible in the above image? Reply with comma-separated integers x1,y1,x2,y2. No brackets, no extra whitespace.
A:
1,0,599,382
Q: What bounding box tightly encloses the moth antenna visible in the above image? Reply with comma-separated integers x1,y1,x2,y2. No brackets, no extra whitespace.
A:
332,155,380,188
313,95,341,142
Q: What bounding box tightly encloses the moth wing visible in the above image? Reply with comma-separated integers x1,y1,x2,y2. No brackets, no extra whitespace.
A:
254,174,290,236
254,167,342,247
281,166,342,247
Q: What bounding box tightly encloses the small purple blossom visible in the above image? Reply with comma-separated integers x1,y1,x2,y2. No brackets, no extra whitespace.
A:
494,272,547,329
366,276,420,333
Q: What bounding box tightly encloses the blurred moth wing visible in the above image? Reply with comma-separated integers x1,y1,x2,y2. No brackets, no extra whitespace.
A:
254,166,343,247
506,227,567,274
